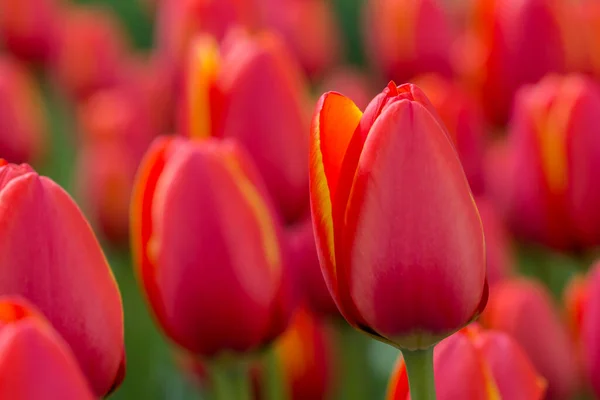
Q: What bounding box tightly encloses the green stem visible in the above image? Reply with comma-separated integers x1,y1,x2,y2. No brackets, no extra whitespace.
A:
402,347,436,400
209,359,251,400
262,347,289,400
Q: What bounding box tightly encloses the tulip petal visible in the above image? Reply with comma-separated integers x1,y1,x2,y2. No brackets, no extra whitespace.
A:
341,99,485,344
309,92,362,317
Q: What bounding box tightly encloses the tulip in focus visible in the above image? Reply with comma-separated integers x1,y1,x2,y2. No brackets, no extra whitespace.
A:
482,279,579,399
0,297,95,399
0,0,58,63
181,31,311,222
0,57,47,164
564,261,600,398
363,0,453,82
0,162,125,396
309,82,487,351
52,5,129,99
457,0,565,124
495,75,600,250
413,74,486,194
387,324,546,399
131,137,293,357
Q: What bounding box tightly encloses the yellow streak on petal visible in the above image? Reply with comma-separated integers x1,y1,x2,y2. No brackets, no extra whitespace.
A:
222,155,281,273
480,360,502,400
187,36,221,140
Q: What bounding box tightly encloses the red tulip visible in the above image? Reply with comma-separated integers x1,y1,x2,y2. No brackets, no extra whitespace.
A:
287,220,338,318
498,75,600,249
387,324,546,399
52,5,129,99
0,57,47,164
564,262,600,398
475,197,514,285
319,67,375,112
0,297,95,399
457,0,565,124
309,82,487,350
482,279,579,399
413,74,486,194
363,0,453,82
0,0,59,63
0,162,125,396
131,137,293,357
273,307,335,400
180,31,311,222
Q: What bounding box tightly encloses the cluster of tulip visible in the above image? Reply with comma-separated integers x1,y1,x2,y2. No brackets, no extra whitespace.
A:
1,0,600,399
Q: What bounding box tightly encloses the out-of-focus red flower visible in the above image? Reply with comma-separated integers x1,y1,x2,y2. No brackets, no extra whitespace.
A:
482,279,579,399
287,220,338,318
560,0,600,77
363,0,453,82
131,137,293,357
309,82,487,350
413,74,486,194
492,75,600,250
0,297,95,399
180,31,311,222
564,262,600,398
456,0,566,125
475,197,514,285
155,0,258,71
52,5,129,99
387,324,546,399
0,0,59,63
0,57,47,164
259,0,341,78
0,162,125,396
273,307,335,400
318,67,375,112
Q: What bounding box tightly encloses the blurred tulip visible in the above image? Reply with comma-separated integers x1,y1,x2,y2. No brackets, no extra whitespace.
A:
131,137,293,357
387,324,546,399
0,57,47,164
0,0,58,63
260,0,341,78
273,307,335,400
564,262,600,398
0,162,125,396
287,220,338,318
475,197,514,285
413,74,486,193
155,0,257,71
0,297,95,399
363,0,453,82
52,5,129,99
482,279,579,399
319,67,375,111
457,0,565,124
496,75,600,250
180,31,311,222
309,82,487,350
560,0,600,77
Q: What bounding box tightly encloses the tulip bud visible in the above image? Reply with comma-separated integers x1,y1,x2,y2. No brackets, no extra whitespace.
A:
564,262,600,398
180,31,311,222
0,0,58,63
387,324,546,399
363,0,453,82
501,75,600,249
457,0,565,124
0,162,125,396
52,5,129,99
131,137,293,357
0,57,47,164
482,279,579,399
309,82,487,350
413,74,486,194
0,297,95,399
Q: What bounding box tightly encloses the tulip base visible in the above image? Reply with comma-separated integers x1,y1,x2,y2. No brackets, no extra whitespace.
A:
402,347,436,400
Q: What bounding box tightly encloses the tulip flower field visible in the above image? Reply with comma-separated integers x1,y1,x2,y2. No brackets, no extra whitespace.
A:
2,0,600,399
